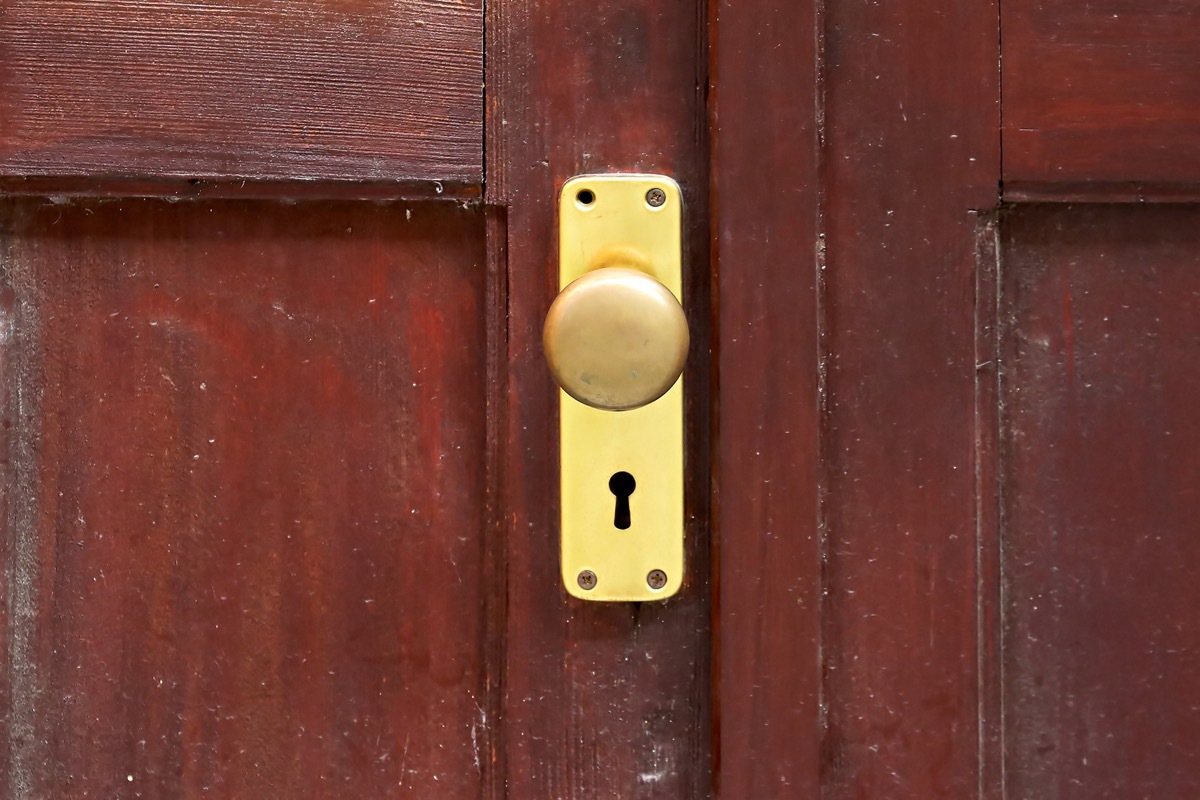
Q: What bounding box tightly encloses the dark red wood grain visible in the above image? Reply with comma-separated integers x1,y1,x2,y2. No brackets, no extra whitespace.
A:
0,176,480,202
0,198,490,798
975,214,1005,800
0,0,482,184
1000,204,1200,798
820,0,1000,795
15,2,1200,796
1003,0,1200,196
486,1,713,796
709,1,821,796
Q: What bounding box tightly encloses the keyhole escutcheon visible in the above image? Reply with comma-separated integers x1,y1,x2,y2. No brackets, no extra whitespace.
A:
609,471,636,530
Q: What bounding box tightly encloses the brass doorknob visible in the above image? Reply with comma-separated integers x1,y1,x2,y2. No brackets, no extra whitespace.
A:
543,266,689,411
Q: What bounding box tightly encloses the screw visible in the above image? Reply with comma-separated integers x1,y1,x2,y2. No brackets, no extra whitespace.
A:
647,569,668,590
645,187,666,208
577,570,597,590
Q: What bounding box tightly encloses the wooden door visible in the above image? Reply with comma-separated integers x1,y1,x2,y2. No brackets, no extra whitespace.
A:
712,0,1200,797
1,1,713,798
5,1,1199,799
0,2,498,797
993,5,1200,796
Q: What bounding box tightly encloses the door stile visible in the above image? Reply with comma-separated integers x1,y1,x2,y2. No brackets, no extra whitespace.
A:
709,0,825,796
817,0,1001,794
485,0,714,796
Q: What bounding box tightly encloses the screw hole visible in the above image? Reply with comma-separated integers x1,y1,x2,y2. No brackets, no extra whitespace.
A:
576,188,596,206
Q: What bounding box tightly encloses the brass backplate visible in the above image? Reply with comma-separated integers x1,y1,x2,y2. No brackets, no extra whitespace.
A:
558,174,684,601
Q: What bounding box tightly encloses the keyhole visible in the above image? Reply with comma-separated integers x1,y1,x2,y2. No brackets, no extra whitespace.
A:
609,471,636,530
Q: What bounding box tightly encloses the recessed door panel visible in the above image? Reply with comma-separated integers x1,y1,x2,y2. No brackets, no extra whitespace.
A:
0,198,489,797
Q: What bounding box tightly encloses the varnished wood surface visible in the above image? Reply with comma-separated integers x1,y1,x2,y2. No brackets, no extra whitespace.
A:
1003,0,1200,194
0,0,482,185
0,176,481,202
487,0,713,797
1000,204,1200,798
710,1,821,795
819,0,1000,795
0,198,490,798
12,1,1200,796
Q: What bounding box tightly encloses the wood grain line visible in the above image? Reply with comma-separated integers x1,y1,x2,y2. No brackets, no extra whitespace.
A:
0,0,483,184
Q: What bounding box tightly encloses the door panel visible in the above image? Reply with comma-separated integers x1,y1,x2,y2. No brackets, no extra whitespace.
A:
712,0,1200,796
0,0,483,183
1002,0,1200,195
1000,204,1200,797
0,198,489,797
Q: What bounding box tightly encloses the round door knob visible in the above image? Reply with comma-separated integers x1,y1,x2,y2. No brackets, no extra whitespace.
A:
543,266,689,411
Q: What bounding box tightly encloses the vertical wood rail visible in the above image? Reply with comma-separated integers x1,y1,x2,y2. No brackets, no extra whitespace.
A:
709,0,823,796
486,0,713,796
819,0,1000,795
